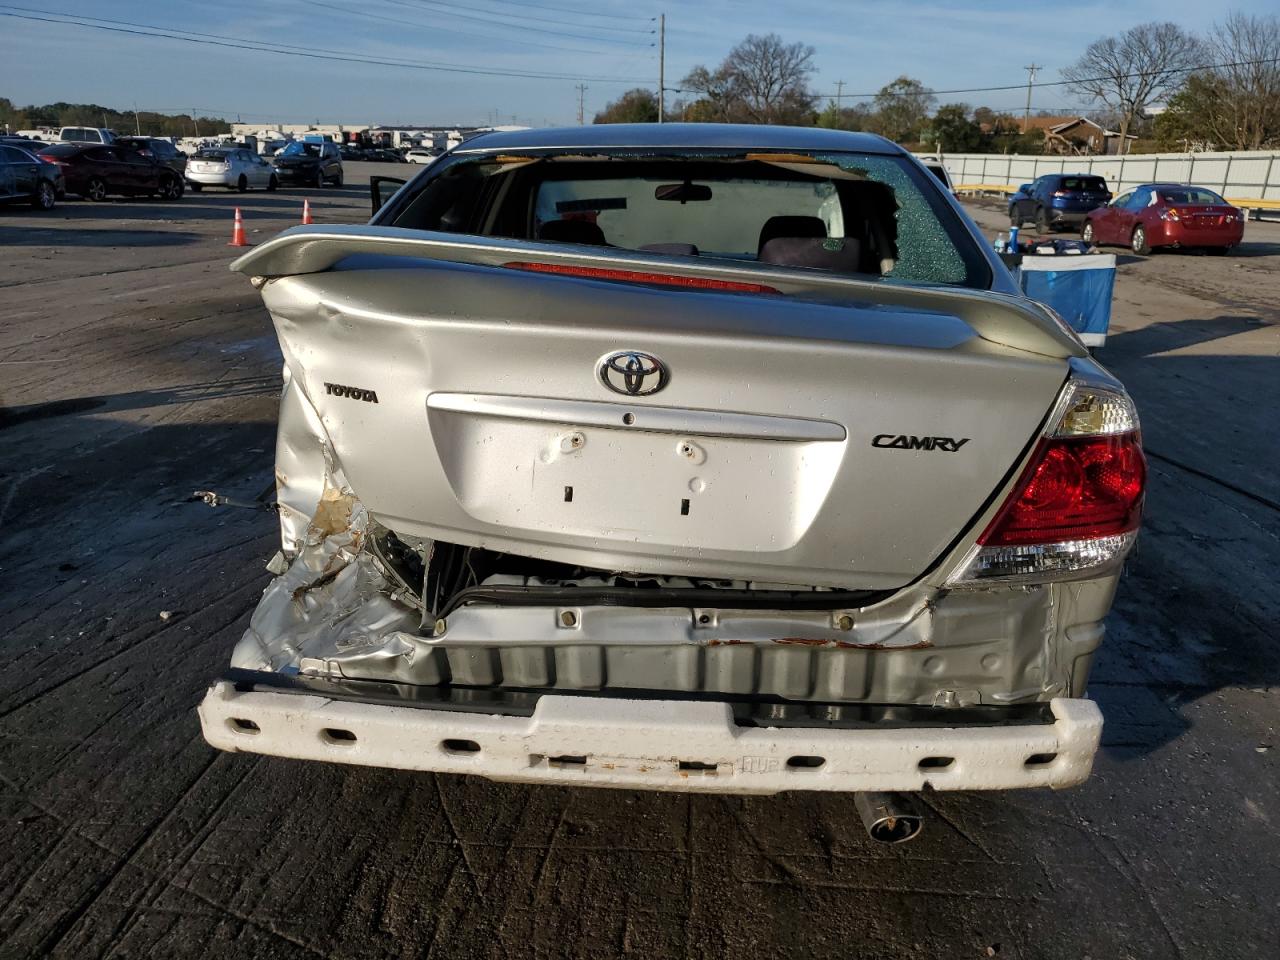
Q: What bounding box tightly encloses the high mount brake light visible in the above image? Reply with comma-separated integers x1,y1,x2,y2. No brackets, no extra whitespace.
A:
948,381,1145,585
503,261,780,294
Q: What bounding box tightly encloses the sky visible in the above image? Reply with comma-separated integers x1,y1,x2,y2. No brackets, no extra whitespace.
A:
1,0,1274,128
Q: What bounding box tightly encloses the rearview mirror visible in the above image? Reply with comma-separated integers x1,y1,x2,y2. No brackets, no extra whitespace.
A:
371,175,408,215
655,181,712,203
1018,183,1032,193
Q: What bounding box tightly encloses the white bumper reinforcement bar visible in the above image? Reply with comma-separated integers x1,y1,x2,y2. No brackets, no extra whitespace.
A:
198,682,1103,794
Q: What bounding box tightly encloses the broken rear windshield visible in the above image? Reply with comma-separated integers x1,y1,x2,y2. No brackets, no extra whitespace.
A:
385,150,990,290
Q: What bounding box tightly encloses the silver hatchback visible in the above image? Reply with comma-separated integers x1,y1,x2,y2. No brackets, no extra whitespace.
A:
186,147,277,193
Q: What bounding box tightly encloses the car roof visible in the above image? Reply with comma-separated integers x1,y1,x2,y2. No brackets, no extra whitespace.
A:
454,123,902,155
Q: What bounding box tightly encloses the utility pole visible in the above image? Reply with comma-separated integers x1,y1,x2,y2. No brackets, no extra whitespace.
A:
657,13,665,123
575,84,587,125
133,102,140,136
1022,64,1041,133
834,80,845,105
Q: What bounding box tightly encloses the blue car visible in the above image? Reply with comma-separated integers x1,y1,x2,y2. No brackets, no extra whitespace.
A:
1009,174,1111,232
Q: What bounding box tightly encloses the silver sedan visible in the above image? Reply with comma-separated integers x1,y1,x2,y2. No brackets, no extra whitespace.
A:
186,147,278,192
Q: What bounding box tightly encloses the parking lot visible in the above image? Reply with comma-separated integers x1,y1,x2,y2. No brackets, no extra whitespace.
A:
1,165,1277,959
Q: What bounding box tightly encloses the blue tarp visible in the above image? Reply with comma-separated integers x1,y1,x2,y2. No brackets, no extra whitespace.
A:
1019,254,1116,346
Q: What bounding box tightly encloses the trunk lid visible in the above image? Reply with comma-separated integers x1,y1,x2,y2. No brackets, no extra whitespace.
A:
238,228,1075,591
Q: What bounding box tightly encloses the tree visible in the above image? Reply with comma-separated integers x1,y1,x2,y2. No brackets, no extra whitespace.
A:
1156,14,1280,150
1061,22,1205,153
815,100,873,131
593,88,659,124
921,103,984,151
680,34,817,124
869,76,936,142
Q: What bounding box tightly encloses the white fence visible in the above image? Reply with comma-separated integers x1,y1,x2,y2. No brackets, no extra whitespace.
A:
930,150,1280,201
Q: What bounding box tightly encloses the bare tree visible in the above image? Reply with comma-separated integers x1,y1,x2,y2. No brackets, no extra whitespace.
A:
1062,22,1206,151
680,34,817,125
1199,13,1280,149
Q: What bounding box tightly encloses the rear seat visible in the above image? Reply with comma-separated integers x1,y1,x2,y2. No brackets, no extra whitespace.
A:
538,220,607,245
757,215,862,273
639,242,700,256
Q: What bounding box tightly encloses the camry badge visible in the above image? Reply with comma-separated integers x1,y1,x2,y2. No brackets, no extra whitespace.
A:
598,351,669,397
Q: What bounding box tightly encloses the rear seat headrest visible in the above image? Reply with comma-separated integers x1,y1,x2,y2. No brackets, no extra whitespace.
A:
639,242,700,256
758,236,863,274
538,219,607,245
758,215,827,254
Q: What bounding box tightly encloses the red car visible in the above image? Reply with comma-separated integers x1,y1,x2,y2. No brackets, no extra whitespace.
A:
35,142,184,202
1082,183,1244,255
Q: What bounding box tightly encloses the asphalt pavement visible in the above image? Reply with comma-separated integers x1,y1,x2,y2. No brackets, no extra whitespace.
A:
0,165,1277,960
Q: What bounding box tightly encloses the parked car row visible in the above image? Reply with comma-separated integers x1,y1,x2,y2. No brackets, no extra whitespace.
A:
0,135,356,204
1009,174,1243,255
340,145,408,163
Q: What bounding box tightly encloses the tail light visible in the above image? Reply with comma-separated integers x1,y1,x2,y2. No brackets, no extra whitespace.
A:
38,155,68,166
947,380,1145,585
1052,190,1068,197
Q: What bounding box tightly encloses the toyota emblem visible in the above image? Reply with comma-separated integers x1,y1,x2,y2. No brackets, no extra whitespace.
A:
598,351,669,396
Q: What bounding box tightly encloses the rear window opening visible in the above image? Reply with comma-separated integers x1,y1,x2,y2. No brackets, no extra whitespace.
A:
384,152,990,290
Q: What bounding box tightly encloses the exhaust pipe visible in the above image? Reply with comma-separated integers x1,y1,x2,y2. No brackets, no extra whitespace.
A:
855,792,923,844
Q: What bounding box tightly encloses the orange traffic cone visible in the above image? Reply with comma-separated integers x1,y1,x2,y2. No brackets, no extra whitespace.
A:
228,207,250,247
301,199,313,225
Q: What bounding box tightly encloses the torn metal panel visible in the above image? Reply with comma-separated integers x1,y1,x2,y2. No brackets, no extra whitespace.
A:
232,477,1112,709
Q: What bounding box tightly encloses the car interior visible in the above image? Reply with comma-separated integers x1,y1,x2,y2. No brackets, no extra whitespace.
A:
384,152,992,288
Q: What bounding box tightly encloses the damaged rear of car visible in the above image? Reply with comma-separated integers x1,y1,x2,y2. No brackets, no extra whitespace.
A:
199,125,1143,832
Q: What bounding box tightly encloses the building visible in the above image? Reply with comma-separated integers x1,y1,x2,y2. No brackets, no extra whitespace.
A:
1021,115,1138,156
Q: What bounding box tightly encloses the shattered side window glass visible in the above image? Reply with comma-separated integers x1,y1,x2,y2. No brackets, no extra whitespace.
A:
824,153,981,289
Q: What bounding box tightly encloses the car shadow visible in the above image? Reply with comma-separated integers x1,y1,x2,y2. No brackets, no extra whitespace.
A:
17,193,368,226
1087,315,1280,760
0,225,203,247
0,375,279,430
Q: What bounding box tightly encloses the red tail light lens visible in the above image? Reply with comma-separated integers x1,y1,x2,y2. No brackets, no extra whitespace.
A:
504,261,780,293
979,433,1145,546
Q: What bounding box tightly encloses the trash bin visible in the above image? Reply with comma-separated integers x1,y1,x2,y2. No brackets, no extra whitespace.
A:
1018,253,1116,347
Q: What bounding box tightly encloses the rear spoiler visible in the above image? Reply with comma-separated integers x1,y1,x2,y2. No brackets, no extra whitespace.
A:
231,225,1084,359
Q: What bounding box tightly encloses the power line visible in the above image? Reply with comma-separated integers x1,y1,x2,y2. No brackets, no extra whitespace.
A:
376,0,653,46
0,8,652,83
381,0,655,34
800,56,1280,100
459,0,656,22
307,0,640,56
